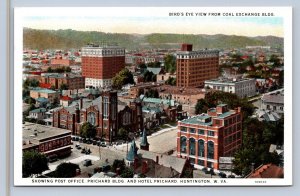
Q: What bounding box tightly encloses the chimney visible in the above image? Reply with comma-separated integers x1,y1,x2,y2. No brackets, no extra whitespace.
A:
238,107,241,113
156,155,159,164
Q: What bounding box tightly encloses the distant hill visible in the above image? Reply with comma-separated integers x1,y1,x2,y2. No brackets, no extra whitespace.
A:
23,28,283,50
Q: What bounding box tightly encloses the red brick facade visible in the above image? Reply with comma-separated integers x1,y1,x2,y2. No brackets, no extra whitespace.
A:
177,105,242,170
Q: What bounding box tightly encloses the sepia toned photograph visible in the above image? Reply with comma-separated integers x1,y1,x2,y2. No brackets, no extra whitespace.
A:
14,7,292,186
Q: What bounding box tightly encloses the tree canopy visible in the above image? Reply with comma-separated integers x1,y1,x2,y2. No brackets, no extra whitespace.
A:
54,162,80,178
145,89,159,98
195,91,255,119
164,54,176,74
143,70,156,82
80,122,97,138
165,77,176,86
112,68,135,89
22,150,49,177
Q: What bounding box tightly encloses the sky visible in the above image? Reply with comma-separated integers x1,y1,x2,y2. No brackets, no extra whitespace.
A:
23,15,284,37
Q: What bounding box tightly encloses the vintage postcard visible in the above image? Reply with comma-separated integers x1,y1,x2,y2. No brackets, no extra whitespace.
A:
14,7,292,186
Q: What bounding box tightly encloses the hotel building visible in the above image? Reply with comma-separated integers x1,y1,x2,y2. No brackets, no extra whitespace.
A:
177,104,242,170
176,44,219,88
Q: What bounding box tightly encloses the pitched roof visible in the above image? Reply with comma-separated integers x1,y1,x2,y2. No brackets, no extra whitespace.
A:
246,164,284,178
140,129,149,147
29,108,47,113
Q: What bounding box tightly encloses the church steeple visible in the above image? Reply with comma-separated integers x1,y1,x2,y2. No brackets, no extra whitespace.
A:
126,140,138,163
140,129,149,151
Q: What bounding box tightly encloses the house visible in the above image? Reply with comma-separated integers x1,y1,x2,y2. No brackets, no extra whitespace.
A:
28,108,47,121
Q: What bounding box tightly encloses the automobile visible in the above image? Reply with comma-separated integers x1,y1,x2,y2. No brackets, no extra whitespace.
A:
101,165,111,172
81,148,86,154
75,144,81,149
228,175,235,178
92,140,97,145
47,154,58,163
82,138,87,143
201,167,208,173
96,141,101,146
100,142,107,147
75,137,79,141
86,139,92,144
218,172,227,178
83,159,92,167
71,137,76,141
85,149,91,155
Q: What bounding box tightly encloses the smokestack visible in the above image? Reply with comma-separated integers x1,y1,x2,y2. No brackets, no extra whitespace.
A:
156,155,159,164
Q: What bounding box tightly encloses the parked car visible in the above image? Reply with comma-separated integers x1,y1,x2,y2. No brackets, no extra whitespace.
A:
83,159,92,167
218,172,227,178
228,175,235,178
92,140,97,145
47,154,58,163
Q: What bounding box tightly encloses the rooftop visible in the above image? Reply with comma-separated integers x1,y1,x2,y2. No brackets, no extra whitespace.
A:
262,93,284,104
246,164,284,178
23,122,71,143
205,77,255,84
29,108,46,113
31,88,57,94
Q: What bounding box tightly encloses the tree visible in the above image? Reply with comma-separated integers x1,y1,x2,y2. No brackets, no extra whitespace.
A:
54,162,80,178
143,70,156,82
22,150,49,177
112,159,126,173
117,127,128,140
80,122,97,138
164,54,176,74
24,97,36,105
59,83,69,91
23,78,40,89
145,89,159,98
120,168,134,178
269,54,281,67
147,62,161,68
195,99,209,114
165,77,176,86
112,68,135,89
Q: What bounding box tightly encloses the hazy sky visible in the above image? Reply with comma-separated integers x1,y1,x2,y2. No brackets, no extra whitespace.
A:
23,16,283,37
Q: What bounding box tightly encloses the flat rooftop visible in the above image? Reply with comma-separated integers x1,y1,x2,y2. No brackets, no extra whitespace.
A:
205,77,255,84
23,122,71,142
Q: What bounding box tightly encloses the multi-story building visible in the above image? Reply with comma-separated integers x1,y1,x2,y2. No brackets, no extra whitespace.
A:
176,44,219,88
81,44,125,88
177,104,242,170
261,90,284,114
204,77,256,98
39,73,85,90
52,91,143,142
30,88,58,103
22,122,72,158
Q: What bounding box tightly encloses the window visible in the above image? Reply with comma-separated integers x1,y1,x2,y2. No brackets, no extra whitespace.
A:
273,106,277,111
189,157,195,164
208,131,215,137
198,129,205,135
198,140,205,157
103,97,109,119
190,128,196,133
207,141,214,159
87,112,96,126
197,159,205,166
189,138,196,155
207,161,213,168
180,127,187,132
180,136,187,153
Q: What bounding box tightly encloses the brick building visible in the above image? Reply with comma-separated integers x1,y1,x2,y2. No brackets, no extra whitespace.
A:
39,73,85,90
30,88,58,103
52,91,143,142
22,122,72,158
177,104,242,170
176,44,219,88
81,44,125,88
50,58,74,66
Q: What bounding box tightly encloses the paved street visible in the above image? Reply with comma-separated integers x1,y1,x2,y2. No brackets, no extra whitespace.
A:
115,126,178,154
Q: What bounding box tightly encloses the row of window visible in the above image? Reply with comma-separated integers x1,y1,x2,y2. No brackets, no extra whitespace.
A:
180,137,215,159
180,127,215,137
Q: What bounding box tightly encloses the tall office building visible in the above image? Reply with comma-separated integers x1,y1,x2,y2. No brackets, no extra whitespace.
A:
176,44,219,88
81,44,125,88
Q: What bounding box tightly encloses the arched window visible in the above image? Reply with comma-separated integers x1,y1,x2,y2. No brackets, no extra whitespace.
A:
189,138,196,155
207,141,214,159
87,112,96,126
198,140,205,157
180,136,187,153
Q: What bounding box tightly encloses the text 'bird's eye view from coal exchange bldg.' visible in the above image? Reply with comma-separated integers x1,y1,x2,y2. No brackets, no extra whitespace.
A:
21,16,284,180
